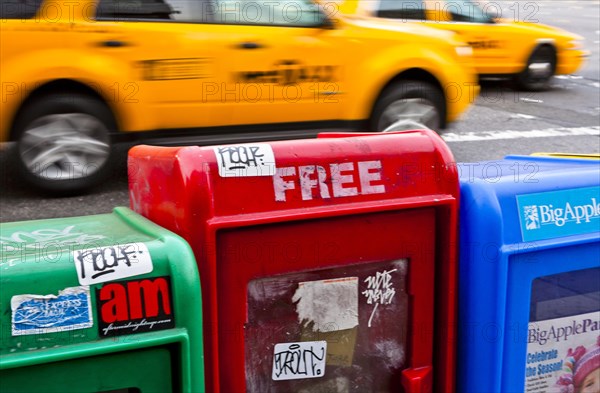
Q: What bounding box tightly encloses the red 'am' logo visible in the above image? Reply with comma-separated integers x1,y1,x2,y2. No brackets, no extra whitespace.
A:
96,276,175,337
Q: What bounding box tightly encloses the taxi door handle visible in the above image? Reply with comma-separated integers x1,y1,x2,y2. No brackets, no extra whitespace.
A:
237,42,263,50
99,40,129,48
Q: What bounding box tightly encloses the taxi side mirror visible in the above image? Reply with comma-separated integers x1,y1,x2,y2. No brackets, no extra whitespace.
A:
485,9,500,23
317,10,335,29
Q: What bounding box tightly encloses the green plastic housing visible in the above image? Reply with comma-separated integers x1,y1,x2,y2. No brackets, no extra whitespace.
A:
0,207,204,392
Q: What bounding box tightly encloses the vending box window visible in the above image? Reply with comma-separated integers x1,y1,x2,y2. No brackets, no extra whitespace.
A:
0,208,204,393
457,155,600,393
128,130,461,393
527,268,600,393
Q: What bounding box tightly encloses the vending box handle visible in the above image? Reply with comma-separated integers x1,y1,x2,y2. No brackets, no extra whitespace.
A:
401,366,432,393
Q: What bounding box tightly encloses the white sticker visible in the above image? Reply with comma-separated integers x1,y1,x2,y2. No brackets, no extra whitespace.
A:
73,242,153,285
272,341,327,381
213,143,276,177
292,277,358,332
11,286,93,336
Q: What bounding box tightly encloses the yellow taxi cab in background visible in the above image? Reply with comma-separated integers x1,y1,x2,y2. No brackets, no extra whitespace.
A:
339,0,589,91
0,0,477,194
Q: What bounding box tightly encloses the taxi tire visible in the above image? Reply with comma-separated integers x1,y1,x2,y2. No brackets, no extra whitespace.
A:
514,45,557,91
370,80,445,132
12,93,115,195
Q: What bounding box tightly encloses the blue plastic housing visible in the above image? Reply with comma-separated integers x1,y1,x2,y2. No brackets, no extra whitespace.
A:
457,155,600,393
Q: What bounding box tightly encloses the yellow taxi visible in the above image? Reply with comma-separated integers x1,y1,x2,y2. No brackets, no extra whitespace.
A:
0,0,477,193
339,0,589,91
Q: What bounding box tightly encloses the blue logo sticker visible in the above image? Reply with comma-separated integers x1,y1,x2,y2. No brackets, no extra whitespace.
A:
11,286,93,336
517,186,600,242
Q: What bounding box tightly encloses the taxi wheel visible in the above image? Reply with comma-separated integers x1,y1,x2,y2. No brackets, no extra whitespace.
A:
371,81,445,132
515,46,557,91
12,93,115,195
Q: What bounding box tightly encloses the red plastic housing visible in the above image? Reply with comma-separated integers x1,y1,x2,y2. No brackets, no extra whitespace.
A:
128,130,459,393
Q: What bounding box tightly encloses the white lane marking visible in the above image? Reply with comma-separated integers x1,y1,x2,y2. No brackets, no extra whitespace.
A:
511,113,537,120
443,127,600,142
520,98,544,103
556,75,584,80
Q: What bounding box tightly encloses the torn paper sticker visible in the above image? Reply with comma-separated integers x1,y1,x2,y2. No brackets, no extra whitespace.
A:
292,277,358,332
11,286,93,336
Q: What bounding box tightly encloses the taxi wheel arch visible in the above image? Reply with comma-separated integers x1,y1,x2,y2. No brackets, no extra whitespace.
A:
370,74,447,133
514,44,557,91
10,83,118,195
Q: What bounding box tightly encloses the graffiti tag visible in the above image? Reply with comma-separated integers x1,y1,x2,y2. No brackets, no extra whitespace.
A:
214,143,275,177
272,341,327,381
362,269,397,327
73,242,153,285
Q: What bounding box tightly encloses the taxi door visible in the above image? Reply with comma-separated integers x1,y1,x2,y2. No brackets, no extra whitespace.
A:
76,0,228,130
201,0,345,125
424,0,512,74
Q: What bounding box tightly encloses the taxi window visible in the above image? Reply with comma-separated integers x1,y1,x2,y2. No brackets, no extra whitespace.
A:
445,0,492,23
375,0,426,20
211,0,326,27
96,0,207,21
0,0,43,19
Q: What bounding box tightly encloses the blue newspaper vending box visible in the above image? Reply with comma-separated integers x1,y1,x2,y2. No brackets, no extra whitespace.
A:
457,155,600,393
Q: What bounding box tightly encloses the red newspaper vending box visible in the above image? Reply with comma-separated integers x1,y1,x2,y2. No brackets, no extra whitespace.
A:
128,130,459,393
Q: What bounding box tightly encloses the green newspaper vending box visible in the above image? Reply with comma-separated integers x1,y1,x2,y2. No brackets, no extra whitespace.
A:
0,208,204,393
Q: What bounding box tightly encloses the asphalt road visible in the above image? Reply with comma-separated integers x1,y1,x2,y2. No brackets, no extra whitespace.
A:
1,0,599,223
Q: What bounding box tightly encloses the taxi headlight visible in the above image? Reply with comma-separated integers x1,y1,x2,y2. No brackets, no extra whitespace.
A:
455,45,474,57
